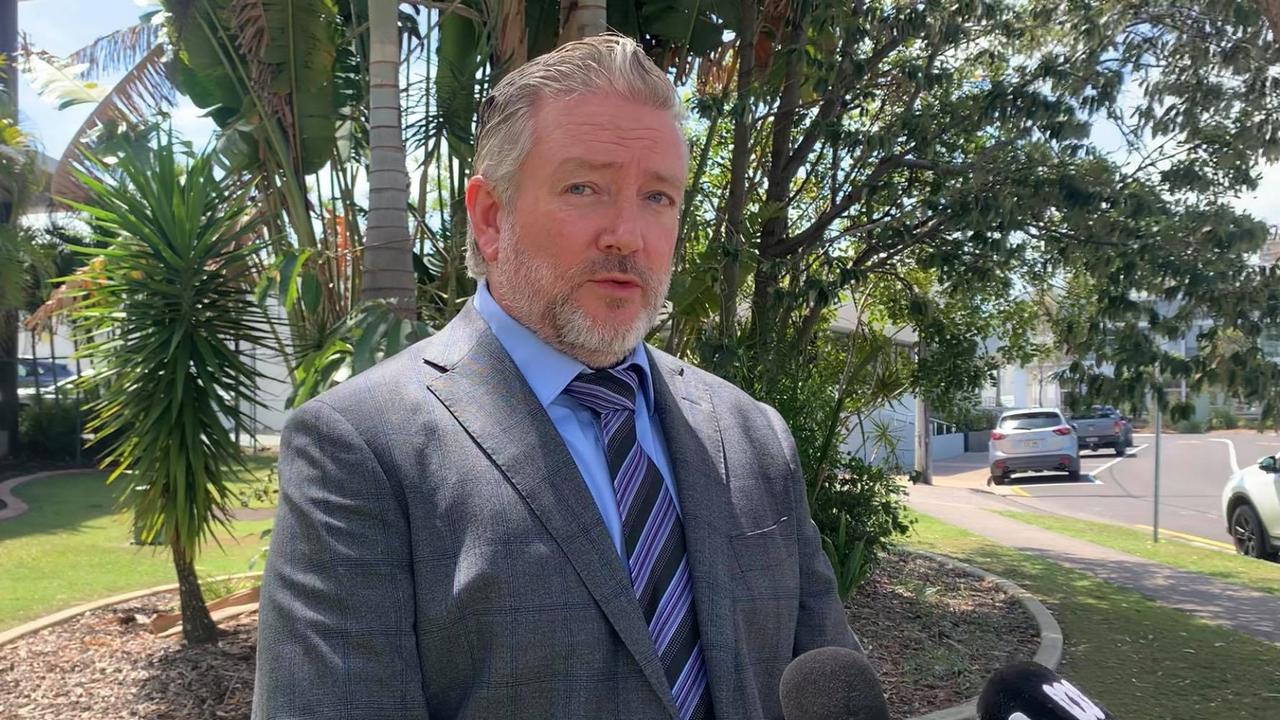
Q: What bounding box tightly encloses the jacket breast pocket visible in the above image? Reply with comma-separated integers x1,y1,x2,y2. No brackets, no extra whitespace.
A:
729,515,795,575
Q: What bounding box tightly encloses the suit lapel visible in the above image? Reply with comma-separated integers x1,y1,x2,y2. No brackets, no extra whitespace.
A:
648,351,743,719
420,303,679,718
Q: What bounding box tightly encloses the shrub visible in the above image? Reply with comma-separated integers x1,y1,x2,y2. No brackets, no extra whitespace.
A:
727,327,915,600
18,398,82,460
941,405,1001,432
1208,407,1239,430
812,455,914,602
1175,418,1204,433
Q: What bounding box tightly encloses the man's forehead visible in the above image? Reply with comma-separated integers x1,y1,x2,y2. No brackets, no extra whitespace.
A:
550,157,686,188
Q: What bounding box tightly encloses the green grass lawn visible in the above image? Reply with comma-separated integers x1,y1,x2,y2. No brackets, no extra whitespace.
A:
906,511,1280,719
0,470,276,631
995,510,1280,596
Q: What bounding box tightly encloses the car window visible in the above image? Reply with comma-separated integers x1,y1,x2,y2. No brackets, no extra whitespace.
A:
1072,406,1118,419
998,412,1063,430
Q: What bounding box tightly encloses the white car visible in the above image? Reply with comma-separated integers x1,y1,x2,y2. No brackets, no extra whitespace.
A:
1222,457,1280,560
988,408,1080,485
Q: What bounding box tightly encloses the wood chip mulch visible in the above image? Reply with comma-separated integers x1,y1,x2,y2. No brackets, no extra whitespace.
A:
1,551,1040,719
1,592,256,720
847,549,1042,719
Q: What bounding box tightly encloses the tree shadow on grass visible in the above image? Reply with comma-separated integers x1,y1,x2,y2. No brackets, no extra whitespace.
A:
0,471,125,539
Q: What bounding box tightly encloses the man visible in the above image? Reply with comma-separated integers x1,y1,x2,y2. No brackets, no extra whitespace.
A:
253,34,859,720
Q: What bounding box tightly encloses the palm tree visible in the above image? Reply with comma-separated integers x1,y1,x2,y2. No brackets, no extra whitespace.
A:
69,137,270,645
363,0,415,317
559,0,607,44
0,62,45,457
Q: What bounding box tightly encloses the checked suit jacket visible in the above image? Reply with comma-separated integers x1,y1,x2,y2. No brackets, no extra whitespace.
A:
252,301,860,720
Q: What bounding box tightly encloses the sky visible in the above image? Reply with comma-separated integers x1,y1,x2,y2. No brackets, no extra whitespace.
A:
16,0,213,165
15,0,1280,228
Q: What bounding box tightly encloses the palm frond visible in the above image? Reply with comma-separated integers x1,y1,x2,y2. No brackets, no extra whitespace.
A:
52,45,175,204
20,52,108,110
66,19,166,80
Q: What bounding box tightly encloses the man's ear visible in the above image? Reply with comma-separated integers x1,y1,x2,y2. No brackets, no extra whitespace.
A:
465,175,502,265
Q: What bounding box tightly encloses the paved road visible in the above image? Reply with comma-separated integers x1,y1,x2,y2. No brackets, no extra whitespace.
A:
932,430,1280,549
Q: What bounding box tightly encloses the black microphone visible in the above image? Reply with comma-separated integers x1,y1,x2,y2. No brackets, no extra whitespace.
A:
977,661,1114,720
779,646,890,720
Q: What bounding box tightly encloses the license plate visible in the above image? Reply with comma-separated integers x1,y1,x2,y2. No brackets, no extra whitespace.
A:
1085,437,1099,443
1023,440,1042,450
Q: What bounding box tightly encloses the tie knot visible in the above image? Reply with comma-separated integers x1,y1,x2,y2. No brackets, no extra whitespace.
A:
564,365,641,415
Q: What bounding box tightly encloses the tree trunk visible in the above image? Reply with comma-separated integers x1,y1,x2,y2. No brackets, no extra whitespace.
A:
1261,0,1280,42
914,342,932,485
0,309,17,459
558,0,607,44
0,0,16,108
1,0,18,460
171,539,219,645
362,0,416,318
495,0,527,77
718,0,758,351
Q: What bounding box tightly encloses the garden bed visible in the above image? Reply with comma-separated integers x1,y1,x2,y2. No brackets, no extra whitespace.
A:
848,549,1041,719
0,551,1040,719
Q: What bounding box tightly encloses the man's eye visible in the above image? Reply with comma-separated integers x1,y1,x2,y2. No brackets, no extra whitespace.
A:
567,184,593,195
647,192,673,205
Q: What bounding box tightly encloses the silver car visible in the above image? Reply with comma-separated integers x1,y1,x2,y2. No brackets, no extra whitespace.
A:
988,408,1080,485
1222,456,1280,560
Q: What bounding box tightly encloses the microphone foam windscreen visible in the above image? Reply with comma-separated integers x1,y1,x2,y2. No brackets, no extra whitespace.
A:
779,646,890,720
977,661,1112,720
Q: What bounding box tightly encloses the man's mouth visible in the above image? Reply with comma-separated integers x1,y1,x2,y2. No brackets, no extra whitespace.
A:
588,274,643,291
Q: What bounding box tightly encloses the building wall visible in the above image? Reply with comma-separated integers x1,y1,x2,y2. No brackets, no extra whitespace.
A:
840,393,966,468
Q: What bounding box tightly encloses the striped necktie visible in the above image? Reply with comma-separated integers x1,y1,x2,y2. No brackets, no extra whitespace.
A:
564,366,712,720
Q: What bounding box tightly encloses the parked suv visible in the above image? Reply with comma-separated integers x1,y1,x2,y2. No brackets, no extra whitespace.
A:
1069,405,1133,456
988,408,1080,485
1222,456,1280,560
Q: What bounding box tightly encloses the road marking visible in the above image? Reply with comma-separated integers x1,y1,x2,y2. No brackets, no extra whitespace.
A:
1132,524,1236,551
1087,444,1148,477
1208,438,1239,473
1010,486,1030,496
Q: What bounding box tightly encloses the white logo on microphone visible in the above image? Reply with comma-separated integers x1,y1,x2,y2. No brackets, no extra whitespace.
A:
1042,680,1105,720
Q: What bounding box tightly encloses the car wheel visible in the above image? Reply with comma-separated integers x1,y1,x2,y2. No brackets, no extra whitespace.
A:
1066,469,1080,482
988,474,1003,486
1231,504,1275,559
1113,441,1125,457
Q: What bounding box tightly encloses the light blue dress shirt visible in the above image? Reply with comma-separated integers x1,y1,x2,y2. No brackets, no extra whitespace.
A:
473,281,680,559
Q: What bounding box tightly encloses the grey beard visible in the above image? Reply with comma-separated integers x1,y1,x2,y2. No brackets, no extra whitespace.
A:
492,221,670,369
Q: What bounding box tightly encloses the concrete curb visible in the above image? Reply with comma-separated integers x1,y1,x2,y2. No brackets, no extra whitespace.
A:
0,571,263,648
905,550,1064,720
0,468,100,521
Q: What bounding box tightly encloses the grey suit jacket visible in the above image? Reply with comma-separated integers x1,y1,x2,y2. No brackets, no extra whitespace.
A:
252,301,859,720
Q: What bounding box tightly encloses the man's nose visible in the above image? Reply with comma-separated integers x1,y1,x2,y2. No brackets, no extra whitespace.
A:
598,199,644,255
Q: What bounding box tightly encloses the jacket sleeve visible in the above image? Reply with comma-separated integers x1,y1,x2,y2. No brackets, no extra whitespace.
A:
252,399,429,720
760,403,863,657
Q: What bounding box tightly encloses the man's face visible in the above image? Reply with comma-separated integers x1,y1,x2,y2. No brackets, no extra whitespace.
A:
480,92,687,368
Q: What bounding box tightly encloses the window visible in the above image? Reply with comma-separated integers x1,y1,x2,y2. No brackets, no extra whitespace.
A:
999,412,1064,430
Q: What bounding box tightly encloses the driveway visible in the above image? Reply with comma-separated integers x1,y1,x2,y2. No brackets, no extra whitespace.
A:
928,430,1280,549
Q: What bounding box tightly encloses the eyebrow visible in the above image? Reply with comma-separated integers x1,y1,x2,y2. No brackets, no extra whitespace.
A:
552,158,685,190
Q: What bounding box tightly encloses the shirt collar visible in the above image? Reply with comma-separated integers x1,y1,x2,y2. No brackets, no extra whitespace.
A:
473,280,655,414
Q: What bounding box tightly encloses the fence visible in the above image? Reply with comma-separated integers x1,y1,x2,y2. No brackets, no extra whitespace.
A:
6,316,89,461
